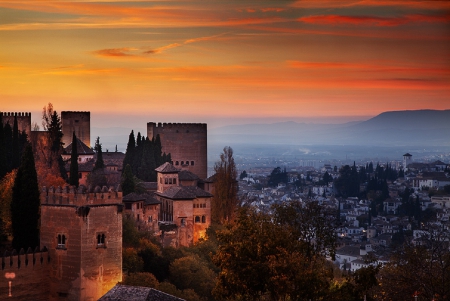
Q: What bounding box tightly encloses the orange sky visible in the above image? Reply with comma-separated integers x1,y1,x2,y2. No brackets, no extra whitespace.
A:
0,0,449,128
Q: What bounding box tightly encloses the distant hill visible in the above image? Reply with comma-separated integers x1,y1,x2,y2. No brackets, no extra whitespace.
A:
209,109,450,147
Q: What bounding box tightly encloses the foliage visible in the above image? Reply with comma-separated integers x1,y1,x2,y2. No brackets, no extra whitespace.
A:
0,116,28,179
212,146,238,223
0,170,17,241
93,136,105,170
158,282,202,301
122,131,171,181
123,247,144,273
11,144,40,249
239,170,248,180
268,166,288,187
169,254,216,299
377,227,450,301
69,132,79,187
122,272,159,288
334,164,360,198
213,204,336,301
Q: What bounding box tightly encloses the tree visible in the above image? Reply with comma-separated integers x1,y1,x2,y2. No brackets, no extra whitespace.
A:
0,170,17,241
123,130,136,174
123,272,159,288
69,132,79,187
213,205,335,301
334,165,360,198
268,167,288,187
239,170,248,180
121,164,136,196
212,146,238,223
11,144,40,249
93,136,105,170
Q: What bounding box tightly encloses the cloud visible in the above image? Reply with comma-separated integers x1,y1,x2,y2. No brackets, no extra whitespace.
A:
144,33,228,55
298,14,450,26
93,48,137,57
291,0,450,9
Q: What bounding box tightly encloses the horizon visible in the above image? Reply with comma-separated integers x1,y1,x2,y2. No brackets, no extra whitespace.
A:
1,1,449,124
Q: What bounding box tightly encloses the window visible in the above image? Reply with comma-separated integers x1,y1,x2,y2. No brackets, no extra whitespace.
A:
181,218,186,226
125,203,132,210
181,161,184,165
78,172,82,179
191,161,194,166
173,178,176,184
195,216,200,223
57,234,66,249
169,178,172,184
97,234,106,248
202,216,206,223
193,204,195,208
175,161,179,165
165,178,168,184
186,161,189,166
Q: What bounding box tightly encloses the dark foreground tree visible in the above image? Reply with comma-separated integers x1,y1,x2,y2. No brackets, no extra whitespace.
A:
212,146,238,223
11,144,40,249
69,132,79,187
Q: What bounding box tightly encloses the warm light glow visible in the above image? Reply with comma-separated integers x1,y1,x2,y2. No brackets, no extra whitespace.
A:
0,1,448,126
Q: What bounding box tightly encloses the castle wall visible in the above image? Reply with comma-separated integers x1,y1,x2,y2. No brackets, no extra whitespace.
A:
1,112,31,137
62,111,90,148
148,123,207,179
40,186,122,301
0,248,50,301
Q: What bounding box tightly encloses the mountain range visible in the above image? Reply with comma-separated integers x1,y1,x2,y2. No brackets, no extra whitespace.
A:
209,109,450,147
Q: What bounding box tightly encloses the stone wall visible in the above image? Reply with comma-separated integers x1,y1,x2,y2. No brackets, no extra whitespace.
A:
40,186,122,301
61,111,91,148
0,248,50,301
1,112,31,137
147,123,207,179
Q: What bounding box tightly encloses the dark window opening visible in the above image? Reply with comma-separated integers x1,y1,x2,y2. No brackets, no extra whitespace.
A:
173,178,176,184
181,161,184,165
57,234,66,249
186,161,189,166
78,172,82,179
125,203,132,210
191,161,194,166
97,234,106,248
195,216,200,223
175,161,179,165
202,216,206,223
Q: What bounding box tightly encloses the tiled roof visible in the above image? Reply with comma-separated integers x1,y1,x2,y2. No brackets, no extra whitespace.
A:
155,162,180,173
156,185,212,200
98,284,185,301
141,182,158,191
64,138,94,155
204,173,217,183
178,170,199,181
123,192,161,205
157,186,196,199
64,161,94,172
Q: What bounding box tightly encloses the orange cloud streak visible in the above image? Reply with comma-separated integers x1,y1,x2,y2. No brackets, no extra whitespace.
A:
298,14,450,26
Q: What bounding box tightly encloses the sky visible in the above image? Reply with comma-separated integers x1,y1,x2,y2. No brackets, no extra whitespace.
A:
0,0,449,129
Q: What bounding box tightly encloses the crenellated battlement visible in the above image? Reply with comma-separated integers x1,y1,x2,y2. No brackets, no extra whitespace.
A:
2,247,49,271
148,122,207,130
40,185,123,206
1,112,31,117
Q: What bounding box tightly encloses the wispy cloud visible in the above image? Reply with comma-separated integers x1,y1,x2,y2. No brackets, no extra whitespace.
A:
298,14,450,26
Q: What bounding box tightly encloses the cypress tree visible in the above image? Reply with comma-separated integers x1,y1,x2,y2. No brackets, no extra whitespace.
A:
12,116,20,169
94,137,105,170
69,132,79,187
123,130,136,174
11,144,40,250
121,164,136,196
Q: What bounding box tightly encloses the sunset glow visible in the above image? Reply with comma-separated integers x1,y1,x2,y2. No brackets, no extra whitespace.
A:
1,0,449,128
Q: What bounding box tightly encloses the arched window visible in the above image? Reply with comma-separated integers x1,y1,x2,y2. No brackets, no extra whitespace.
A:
57,234,66,249
202,216,206,223
175,161,179,165
195,216,200,223
97,233,106,247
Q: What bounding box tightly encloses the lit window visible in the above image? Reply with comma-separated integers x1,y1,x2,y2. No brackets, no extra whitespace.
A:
57,234,66,249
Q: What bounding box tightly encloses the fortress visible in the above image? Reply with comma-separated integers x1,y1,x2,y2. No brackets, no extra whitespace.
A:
1,111,211,300
147,122,207,179
1,186,123,301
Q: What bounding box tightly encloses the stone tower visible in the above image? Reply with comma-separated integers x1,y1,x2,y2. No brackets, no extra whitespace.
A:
147,122,207,179
1,112,31,137
40,185,123,301
403,153,412,170
61,111,91,148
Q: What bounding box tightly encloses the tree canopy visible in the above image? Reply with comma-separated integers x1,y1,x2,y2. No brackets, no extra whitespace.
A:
212,146,238,224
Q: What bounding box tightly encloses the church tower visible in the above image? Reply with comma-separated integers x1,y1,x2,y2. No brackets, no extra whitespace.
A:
403,153,412,171
40,185,123,301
